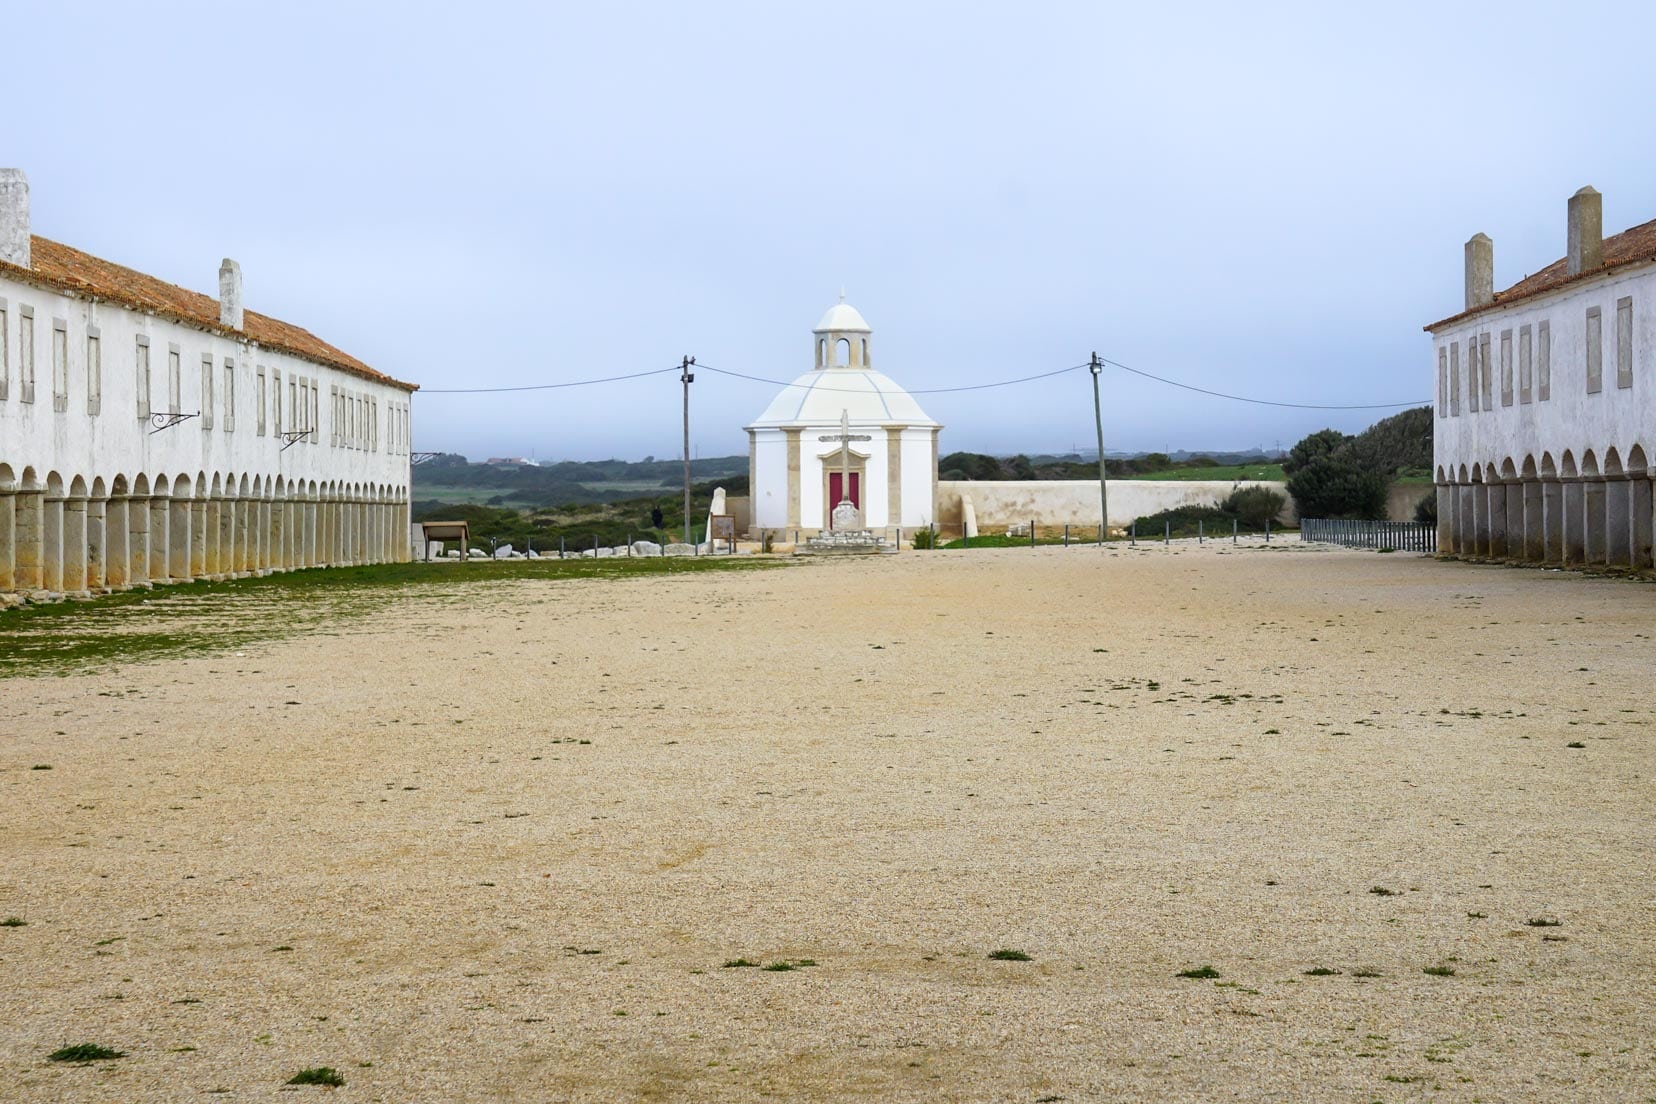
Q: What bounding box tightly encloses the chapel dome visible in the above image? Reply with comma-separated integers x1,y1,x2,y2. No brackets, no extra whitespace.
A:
748,366,938,428
813,300,872,333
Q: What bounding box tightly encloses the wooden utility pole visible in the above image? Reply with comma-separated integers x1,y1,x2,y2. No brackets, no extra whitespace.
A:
1090,352,1108,546
681,355,696,545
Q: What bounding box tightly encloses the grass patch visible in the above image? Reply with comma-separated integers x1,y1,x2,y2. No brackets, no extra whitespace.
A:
1,917,25,927
48,1043,124,1062
0,557,782,678
1525,918,1562,928
1368,886,1399,897
1423,965,1456,977
1176,965,1221,979
761,961,796,972
31,764,52,770
987,948,1032,962
1566,741,1586,748
1303,967,1341,976
721,958,759,968
286,1067,346,1087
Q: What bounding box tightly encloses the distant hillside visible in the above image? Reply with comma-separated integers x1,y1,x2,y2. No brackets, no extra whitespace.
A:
412,453,748,509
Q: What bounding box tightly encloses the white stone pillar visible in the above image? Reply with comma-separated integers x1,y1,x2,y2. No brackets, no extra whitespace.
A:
105,496,129,590
271,498,286,571
1522,480,1544,561
1606,477,1633,568
1636,477,1655,570
203,498,222,579
1562,480,1586,565
306,496,319,567
169,497,193,581
84,494,107,593
1470,485,1487,556
1434,484,1451,554
14,488,43,591
1584,480,1608,565
1487,483,1508,558
1504,482,1523,559
218,495,236,578
190,500,208,578
145,497,168,583
0,489,14,592
41,491,64,593
62,494,89,598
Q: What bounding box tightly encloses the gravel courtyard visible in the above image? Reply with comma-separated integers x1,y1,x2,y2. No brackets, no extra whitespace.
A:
2,543,1651,1102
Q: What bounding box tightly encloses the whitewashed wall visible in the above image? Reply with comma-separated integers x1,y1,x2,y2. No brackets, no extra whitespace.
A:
936,480,1294,530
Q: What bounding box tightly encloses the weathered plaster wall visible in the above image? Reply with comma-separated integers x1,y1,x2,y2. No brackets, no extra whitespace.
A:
935,480,1294,530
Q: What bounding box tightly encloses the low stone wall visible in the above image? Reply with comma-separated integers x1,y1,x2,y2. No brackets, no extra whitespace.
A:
1386,483,1432,523
936,480,1295,531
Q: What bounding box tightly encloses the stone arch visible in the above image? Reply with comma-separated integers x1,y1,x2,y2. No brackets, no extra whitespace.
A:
1629,444,1649,473
111,474,129,496
90,476,106,498
835,337,850,366
194,472,208,498
817,337,826,367
1521,455,1538,479
210,472,223,497
47,471,65,496
1469,464,1483,484
20,466,40,492
0,463,14,492
1604,447,1624,476
238,473,250,496
1560,450,1577,478
1483,462,1498,483
1435,464,1447,483
1541,452,1557,478
69,475,88,497
1581,450,1599,477
1500,458,1517,480
1457,463,1469,483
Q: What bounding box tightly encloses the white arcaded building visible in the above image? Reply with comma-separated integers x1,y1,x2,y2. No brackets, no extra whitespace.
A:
0,169,416,602
746,298,940,537
1428,186,1655,569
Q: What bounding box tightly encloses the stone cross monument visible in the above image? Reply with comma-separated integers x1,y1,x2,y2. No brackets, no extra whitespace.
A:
819,409,872,530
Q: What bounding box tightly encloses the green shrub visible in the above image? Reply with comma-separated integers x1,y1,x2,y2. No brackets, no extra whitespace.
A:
1224,486,1286,529
910,526,938,549
1414,491,1437,526
286,1067,346,1086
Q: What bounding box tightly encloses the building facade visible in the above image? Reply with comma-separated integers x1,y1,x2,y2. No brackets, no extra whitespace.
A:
0,169,417,602
1428,186,1654,569
746,299,940,537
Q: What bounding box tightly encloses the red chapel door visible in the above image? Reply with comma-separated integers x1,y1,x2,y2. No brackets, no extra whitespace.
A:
827,472,860,527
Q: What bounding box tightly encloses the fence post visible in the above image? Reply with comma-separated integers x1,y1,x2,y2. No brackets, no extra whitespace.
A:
628,532,633,557
1198,520,1204,544
1030,519,1036,549
1164,520,1170,546
1265,517,1271,542
1064,525,1069,547
559,536,565,560
1233,518,1238,544
1131,521,1136,546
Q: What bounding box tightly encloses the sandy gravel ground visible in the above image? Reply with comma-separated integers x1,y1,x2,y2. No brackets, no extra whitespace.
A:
1,541,1653,1102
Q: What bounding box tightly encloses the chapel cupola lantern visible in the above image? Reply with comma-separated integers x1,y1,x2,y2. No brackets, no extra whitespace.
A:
813,290,873,370
747,295,942,542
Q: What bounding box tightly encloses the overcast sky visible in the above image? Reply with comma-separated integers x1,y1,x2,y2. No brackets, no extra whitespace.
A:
10,0,1656,460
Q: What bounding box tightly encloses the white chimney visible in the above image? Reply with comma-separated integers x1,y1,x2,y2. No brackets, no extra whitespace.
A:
218,258,243,330
1567,185,1602,276
1464,232,1493,311
0,168,29,269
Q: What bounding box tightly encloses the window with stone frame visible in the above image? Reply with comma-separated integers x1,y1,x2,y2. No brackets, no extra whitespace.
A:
1538,320,1551,400
18,306,35,403
1466,338,1479,412
272,370,282,435
310,382,319,444
0,300,10,401
1448,342,1460,415
167,345,181,414
50,318,68,411
200,353,214,430
1437,347,1447,416
287,376,297,436
1500,330,1513,406
223,358,235,431
135,336,150,418
1519,324,1533,404
256,367,266,435
1586,306,1603,393
86,328,101,415
1479,333,1493,409
1616,296,1633,389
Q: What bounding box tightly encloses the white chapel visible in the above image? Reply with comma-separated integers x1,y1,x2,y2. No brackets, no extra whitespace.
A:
746,297,941,537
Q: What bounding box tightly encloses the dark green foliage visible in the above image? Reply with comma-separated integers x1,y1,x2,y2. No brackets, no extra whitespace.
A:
1,917,25,926
910,527,938,549
1176,965,1221,979
1423,965,1456,976
1284,408,1433,520
1224,486,1287,529
987,948,1032,961
1303,967,1341,976
286,1067,346,1086
940,449,1280,482
1414,491,1438,526
1282,429,1350,477
1128,504,1235,539
722,958,759,968
49,1043,124,1062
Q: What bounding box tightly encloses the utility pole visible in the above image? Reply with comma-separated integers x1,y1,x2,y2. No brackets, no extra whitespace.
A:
1090,351,1108,546
681,355,696,545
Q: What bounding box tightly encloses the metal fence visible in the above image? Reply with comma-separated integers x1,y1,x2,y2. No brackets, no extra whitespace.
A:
1300,518,1436,553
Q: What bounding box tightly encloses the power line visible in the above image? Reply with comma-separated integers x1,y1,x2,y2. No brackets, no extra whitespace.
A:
417,366,682,394
695,361,1092,394
1101,357,1428,411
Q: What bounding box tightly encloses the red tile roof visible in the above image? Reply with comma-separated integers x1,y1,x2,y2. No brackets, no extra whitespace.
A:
1425,216,1656,332
0,236,416,391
